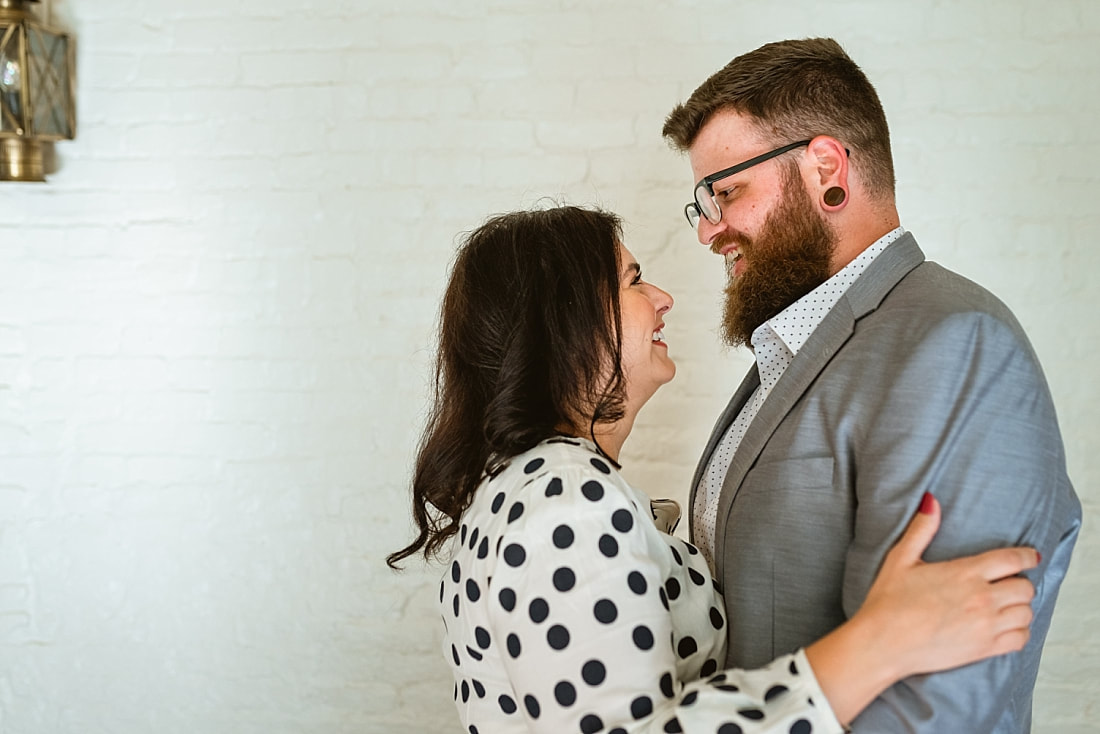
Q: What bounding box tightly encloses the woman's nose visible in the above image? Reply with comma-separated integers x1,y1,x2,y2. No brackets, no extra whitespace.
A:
652,286,674,314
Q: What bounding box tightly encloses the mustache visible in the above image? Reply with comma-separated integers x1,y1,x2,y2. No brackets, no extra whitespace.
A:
709,231,752,257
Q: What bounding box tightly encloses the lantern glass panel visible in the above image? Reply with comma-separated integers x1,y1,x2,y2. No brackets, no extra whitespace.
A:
0,25,24,134
28,25,71,139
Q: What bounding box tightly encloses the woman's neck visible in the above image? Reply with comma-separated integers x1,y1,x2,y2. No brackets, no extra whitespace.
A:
588,416,633,463
560,402,640,464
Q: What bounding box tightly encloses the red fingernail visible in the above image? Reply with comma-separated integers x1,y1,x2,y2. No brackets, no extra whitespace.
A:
919,492,935,515
1037,551,1042,564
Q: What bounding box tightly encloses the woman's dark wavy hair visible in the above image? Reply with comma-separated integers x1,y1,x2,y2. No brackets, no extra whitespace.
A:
387,206,627,568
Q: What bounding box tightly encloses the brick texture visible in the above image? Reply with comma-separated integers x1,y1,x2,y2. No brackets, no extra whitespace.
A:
0,1,1096,732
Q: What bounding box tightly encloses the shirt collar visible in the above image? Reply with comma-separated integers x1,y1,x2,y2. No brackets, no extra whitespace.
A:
756,227,906,357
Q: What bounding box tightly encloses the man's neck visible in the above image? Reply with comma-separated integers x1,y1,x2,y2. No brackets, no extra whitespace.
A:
829,208,900,276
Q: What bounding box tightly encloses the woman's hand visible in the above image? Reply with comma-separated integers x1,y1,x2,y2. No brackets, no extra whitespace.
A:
860,492,1038,676
804,492,1038,726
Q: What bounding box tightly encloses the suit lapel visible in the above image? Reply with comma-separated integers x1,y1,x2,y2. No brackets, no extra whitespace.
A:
688,364,760,539
711,233,927,570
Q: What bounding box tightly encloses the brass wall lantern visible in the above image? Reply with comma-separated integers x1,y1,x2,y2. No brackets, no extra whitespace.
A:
0,0,75,182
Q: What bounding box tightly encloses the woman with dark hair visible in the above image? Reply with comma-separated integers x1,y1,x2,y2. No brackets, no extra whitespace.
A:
388,205,1037,734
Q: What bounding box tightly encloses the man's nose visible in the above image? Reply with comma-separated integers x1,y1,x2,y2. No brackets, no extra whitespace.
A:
697,215,726,248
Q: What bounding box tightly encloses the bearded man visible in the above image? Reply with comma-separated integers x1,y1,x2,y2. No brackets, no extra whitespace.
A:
663,38,1080,733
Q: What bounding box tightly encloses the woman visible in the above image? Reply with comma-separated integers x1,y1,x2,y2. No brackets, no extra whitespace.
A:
388,206,1037,734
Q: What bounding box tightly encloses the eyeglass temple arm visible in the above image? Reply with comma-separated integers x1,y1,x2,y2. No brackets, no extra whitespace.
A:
701,139,812,189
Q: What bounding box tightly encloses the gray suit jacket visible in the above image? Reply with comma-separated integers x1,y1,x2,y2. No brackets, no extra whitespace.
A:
690,233,1081,733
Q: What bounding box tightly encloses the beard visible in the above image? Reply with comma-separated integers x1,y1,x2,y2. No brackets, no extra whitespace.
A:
720,169,837,348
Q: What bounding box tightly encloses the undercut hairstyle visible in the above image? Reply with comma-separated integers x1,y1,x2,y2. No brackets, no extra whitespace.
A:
387,206,627,568
662,37,896,200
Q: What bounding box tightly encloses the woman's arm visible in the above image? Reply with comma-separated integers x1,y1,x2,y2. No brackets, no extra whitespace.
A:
484,460,1034,733
805,492,1037,726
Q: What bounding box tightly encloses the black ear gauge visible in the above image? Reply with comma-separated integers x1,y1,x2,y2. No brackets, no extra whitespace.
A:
824,187,847,206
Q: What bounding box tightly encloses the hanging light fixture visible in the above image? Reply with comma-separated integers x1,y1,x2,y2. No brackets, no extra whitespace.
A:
0,0,75,182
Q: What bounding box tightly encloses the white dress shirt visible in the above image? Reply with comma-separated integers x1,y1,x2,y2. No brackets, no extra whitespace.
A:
693,227,907,570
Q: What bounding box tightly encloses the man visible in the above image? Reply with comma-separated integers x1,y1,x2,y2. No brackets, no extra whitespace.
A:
662,38,1080,732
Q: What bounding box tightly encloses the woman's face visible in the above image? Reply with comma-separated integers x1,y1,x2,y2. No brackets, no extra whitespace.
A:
617,243,676,406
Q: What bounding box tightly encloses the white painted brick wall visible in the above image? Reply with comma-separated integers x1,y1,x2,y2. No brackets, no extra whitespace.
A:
0,1,1096,732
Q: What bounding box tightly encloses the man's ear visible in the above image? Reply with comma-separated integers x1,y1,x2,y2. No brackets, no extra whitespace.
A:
807,135,850,211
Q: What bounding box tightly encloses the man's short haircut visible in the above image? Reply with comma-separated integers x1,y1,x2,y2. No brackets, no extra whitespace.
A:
662,38,896,200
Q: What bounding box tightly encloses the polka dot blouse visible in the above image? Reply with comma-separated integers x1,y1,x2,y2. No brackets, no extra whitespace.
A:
439,437,843,734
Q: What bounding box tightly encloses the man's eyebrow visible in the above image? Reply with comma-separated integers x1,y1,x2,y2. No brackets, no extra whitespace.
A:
624,262,641,277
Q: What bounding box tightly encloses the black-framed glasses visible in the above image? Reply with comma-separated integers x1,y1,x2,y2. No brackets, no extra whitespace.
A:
683,140,812,229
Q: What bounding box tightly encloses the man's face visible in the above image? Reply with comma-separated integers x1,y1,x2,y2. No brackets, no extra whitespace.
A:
687,111,836,347
717,167,836,347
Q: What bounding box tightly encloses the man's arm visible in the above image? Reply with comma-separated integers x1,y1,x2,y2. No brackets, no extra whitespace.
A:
841,311,1080,732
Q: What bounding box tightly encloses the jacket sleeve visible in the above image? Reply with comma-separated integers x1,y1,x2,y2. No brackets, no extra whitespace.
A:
841,311,1081,732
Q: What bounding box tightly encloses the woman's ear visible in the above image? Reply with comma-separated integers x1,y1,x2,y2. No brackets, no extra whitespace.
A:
808,135,850,211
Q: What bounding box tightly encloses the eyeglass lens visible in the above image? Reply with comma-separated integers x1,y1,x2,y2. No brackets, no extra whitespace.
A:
694,183,721,225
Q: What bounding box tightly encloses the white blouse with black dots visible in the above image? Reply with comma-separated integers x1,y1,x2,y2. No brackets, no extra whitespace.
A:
439,437,844,734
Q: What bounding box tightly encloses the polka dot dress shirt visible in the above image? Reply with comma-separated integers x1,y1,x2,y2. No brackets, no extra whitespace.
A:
440,437,844,734
693,228,907,570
